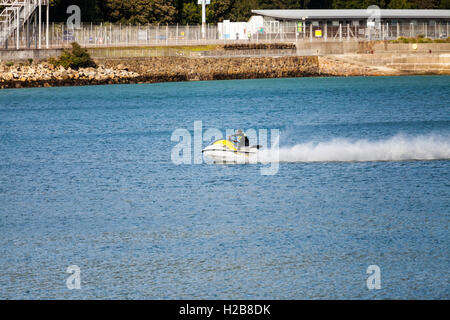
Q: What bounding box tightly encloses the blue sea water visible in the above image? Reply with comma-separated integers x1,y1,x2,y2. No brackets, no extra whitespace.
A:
0,76,449,299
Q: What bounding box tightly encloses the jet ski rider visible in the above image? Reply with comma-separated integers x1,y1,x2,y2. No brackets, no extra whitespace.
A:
229,129,249,149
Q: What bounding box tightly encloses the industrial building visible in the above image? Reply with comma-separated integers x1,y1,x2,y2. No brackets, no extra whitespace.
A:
251,9,450,40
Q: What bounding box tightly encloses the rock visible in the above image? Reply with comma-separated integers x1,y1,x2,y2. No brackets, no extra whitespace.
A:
116,64,128,71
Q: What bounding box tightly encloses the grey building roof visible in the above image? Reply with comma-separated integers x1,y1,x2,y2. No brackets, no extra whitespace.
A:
251,9,450,20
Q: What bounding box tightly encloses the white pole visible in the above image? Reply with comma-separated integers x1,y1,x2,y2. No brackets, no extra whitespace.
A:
16,7,19,49
38,0,42,49
201,0,206,39
46,3,49,48
309,23,312,42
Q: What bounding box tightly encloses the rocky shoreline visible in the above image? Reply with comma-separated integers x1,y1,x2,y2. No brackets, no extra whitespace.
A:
0,62,141,89
0,55,401,89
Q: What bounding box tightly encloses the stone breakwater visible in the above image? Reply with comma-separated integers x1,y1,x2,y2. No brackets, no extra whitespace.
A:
0,55,394,89
100,56,320,81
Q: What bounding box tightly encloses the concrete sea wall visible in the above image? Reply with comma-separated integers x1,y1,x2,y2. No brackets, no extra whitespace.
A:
0,49,63,61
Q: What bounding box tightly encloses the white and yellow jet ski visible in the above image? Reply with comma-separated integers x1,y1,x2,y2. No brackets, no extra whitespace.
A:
202,139,262,164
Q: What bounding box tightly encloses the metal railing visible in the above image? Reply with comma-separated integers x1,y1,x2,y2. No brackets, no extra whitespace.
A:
0,0,49,49
1,20,449,50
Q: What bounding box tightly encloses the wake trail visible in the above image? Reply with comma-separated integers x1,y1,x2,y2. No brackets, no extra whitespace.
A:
258,134,450,163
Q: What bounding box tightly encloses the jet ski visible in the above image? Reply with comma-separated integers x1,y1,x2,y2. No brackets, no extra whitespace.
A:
202,139,262,164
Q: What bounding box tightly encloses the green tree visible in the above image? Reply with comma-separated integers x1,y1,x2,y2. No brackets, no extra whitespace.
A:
257,0,303,9
332,0,386,8
206,0,234,23
308,0,333,9
229,0,259,21
181,1,201,24
47,0,449,24
50,0,106,22
387,0,414,8
439,0,450,8
410,0,439,8
105,0,177,24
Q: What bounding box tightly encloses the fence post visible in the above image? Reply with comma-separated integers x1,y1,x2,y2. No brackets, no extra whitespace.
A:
324,22,327,41
176,24,178,45
339,23,342,41
347,24,349,41
397,22,399,38
310,23,312,42
156,24,159,44
166,24,168,46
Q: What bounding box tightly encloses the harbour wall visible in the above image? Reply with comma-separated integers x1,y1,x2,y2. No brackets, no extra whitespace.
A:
0,49,63,61
1,42,449,89
1,42,450,61
0,56,325,89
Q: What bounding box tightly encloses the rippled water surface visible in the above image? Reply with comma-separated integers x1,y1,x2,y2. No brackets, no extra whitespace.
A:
0,76,449,299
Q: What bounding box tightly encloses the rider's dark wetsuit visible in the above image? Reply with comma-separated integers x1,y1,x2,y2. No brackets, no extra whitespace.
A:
231,133,250,149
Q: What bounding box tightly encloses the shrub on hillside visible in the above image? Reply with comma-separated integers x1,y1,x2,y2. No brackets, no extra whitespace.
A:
391,36,450,44
49,42,97,70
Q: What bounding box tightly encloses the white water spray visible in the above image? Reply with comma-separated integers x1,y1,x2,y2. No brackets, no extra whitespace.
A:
258,134,450,163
